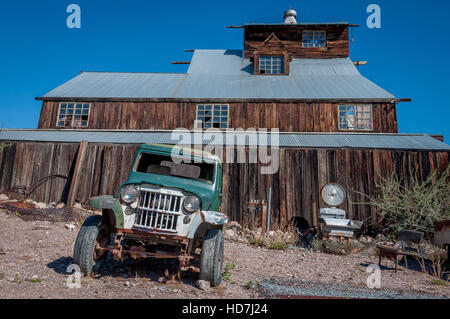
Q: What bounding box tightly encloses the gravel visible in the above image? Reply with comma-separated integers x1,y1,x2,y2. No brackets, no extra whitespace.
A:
258,278,445,299
0,207,448,299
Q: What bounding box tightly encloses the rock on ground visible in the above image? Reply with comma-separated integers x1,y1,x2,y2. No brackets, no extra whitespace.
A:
196,280,211,291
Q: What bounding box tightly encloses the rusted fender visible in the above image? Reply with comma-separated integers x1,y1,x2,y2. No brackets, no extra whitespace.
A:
89,195,124,228
201,211,229,226
90,195,117,209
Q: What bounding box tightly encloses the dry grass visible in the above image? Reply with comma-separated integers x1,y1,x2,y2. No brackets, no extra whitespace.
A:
415,244,449,280
241,210,261,232
310,238,361,256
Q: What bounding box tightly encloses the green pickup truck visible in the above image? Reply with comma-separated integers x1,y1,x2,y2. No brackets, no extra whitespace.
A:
73,144,228,286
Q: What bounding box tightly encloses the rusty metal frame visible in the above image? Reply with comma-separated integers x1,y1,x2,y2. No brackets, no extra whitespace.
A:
96,228,198,269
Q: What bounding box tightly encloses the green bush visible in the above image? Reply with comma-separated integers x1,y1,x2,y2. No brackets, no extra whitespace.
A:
268,241,288,250
249,235,266,247
222,261,236,281
359,167,450,236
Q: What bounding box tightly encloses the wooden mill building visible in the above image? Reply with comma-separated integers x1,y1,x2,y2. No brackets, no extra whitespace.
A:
0,9,449,229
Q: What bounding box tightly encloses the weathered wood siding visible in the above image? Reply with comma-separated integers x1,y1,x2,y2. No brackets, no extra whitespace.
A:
244,25,349,59
38,101,398,133
1,142,447,230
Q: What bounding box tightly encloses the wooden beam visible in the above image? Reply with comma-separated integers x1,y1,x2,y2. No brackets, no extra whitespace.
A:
397,98,412,103
227,25,244,29
184,50,195,52
67,140,88,207
171,61,191,65
349,24,360,27
261,203,267,238
431,135,444,142
353,61,368,66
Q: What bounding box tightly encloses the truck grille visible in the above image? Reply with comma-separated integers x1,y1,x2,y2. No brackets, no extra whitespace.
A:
134,188,183,232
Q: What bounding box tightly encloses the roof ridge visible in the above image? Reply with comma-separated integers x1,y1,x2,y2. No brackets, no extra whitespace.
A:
82,71,186,75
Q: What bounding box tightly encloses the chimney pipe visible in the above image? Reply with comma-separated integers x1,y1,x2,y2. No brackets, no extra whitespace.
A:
284,9,297,24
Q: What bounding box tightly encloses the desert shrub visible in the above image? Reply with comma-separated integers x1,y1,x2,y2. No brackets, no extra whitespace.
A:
415,245,449,280
356,167,450,237
267,232,295,250
222,261,236,281
249,234,266,247
323,239,343,255
311,238,324,252
241,210,261,232
342,240,361,255
310,238,361,255
268,241,288,250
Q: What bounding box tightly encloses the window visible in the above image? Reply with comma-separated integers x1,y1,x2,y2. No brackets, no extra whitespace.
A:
302,31,326,48
136,153,215,183
196,104,229,129
57,103,90,127
338,105,373,130
259,55,284,75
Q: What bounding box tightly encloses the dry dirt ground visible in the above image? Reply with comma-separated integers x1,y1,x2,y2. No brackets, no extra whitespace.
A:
0,208,448,299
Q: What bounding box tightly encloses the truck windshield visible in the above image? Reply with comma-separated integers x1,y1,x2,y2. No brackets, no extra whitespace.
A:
135,152,215,183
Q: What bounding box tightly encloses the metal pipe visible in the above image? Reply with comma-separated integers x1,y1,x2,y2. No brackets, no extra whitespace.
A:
267,187,272,238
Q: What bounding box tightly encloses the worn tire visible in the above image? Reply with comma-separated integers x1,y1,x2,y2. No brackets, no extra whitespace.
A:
73,215,107,276
199,229,224,287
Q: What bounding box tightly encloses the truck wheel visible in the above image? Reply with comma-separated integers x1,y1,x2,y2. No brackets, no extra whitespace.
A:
199,229,224,287
73,215,109,276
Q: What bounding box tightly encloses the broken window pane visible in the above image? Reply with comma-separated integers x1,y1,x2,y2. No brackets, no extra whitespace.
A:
259,55,284,75
56,102,90,127
196,104,230,129
302,31,326,48
338,104,373,131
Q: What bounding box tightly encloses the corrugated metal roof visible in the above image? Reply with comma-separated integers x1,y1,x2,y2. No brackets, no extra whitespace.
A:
1,130,448,151
243,22,350,26
41,50,395,101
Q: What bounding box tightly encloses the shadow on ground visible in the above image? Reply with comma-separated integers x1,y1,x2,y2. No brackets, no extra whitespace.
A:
46,254,201,287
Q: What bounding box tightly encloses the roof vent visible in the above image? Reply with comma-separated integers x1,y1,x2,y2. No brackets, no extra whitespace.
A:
284,9,297,24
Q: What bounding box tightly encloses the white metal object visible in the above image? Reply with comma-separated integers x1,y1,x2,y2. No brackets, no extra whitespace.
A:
284,9,297,24
321,183,345,207
319,207,346,219
134,187,184,233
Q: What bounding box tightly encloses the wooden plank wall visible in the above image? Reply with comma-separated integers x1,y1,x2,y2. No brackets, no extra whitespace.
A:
38,101,398,134
244,25,349,59
0,142,447,229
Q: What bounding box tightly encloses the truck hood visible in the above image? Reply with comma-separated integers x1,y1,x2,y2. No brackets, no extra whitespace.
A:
119,171,216,210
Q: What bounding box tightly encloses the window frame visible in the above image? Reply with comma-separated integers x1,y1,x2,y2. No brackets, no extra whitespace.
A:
338,104,373,131
56,102,91,128
258,55,285,75
195,104,230,129
302,30,327,48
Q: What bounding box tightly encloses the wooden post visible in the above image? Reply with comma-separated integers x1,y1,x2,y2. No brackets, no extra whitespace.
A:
67,140,88,207
261,203,267,238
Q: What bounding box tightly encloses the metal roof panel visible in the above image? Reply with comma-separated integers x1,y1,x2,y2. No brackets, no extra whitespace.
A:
1,130,448,151
41,50,395,101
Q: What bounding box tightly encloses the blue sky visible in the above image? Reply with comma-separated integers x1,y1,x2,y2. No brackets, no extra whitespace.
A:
0,0,449,138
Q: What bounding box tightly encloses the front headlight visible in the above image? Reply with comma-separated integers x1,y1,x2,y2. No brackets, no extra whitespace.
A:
183,195,200,213
120,185,139,204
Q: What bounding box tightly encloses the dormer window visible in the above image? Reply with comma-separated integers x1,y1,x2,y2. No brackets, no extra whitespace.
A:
259,55,284,75
302,31,326,48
